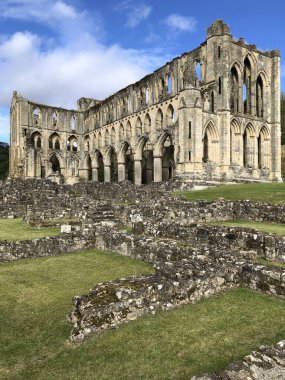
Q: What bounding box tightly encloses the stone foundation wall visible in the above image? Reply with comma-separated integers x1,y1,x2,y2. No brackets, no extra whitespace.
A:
192,340,285,380
0,231,96,262
68,256,240,342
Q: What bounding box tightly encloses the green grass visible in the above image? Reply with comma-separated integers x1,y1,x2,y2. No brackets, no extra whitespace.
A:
0,219,60,241
257,258,285,269
1,251,285,379
208,220,285,235
173,183,285,204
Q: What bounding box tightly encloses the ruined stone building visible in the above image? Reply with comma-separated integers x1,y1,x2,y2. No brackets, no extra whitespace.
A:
9,20,281,184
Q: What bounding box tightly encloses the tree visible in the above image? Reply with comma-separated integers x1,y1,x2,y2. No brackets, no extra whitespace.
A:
0,142,9,180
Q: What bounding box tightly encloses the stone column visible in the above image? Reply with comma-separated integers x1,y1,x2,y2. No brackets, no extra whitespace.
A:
104,165,111,182
154,156,162,182
134,160,142,185
92,167,98,182
118,162,126,182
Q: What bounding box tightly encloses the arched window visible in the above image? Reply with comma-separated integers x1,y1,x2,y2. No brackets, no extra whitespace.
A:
84,136,90,151
258,126,270,168
33,108,40,125
243,124,255,166
167,76,173,94
67,135,78,152
230,66,239,113
105,129,110,146
136,117,142,136
49,133,60,150
146,87,149,104
119,124,124,140
98,132,103,148
243,57,252,114
202,122,219,163
31,132,42,148
166,104,175,126
156,109,163,129
144,114,151,134
230,119,241,165
111,127,116,144
195,61,201,80
52,111,57,127
50,154,60,173
256,75,264,118
70,115,75,131
126,121,132,140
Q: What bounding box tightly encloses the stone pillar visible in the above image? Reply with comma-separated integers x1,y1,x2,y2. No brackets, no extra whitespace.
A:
92,167,98,182
134,160,142,185
79,168,88,181
154,156,162,182
118,162,126,182
104,165,111,183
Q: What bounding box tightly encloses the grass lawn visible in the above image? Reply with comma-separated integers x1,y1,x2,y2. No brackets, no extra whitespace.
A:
257,258,285,269
208,220,285,235
0,219,60,241
173,182,285,204
1,251,285,379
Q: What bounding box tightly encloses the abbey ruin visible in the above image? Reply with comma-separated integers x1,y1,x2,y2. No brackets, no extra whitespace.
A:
9,20,282,184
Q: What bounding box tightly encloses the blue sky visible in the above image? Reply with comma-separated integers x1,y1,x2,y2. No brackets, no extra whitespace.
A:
0,0,284,143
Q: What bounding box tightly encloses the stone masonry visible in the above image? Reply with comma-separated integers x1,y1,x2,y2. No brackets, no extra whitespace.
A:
9,20,281,184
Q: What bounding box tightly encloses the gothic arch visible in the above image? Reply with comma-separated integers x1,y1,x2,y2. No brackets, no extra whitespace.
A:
202,121,219,163
155,108,164,130
230,119,242,164
144,113,151,134
258,125,271,169
166,104,175,126
49,132,61,150
135,117,142,136
31,131,42,148
243,123,256,167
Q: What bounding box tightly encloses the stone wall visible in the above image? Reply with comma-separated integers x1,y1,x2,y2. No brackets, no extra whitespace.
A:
68,255,241,342
0,231,95,262
192,340,285,380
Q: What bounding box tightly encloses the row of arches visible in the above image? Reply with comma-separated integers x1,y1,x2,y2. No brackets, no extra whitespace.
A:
203,121,271,169
31,132,79,152
230,55,267,118
45,132,175,184
96,105,175,148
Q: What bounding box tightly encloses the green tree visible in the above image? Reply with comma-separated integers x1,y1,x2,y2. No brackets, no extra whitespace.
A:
0,142,9,180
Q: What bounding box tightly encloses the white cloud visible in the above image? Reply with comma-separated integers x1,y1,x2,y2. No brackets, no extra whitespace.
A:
163,14,197,32
0,32,166,107
116,1,152,28
0,1,166,143
0,0,78,21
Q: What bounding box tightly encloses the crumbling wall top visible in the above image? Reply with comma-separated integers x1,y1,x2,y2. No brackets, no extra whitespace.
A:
207,19,231,38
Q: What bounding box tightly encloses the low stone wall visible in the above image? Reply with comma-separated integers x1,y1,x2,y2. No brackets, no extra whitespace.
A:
126,198,285,225
242,263,285,298
0,231,96,262
68,256,240,342
131,221,285,263
192,340,285,380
